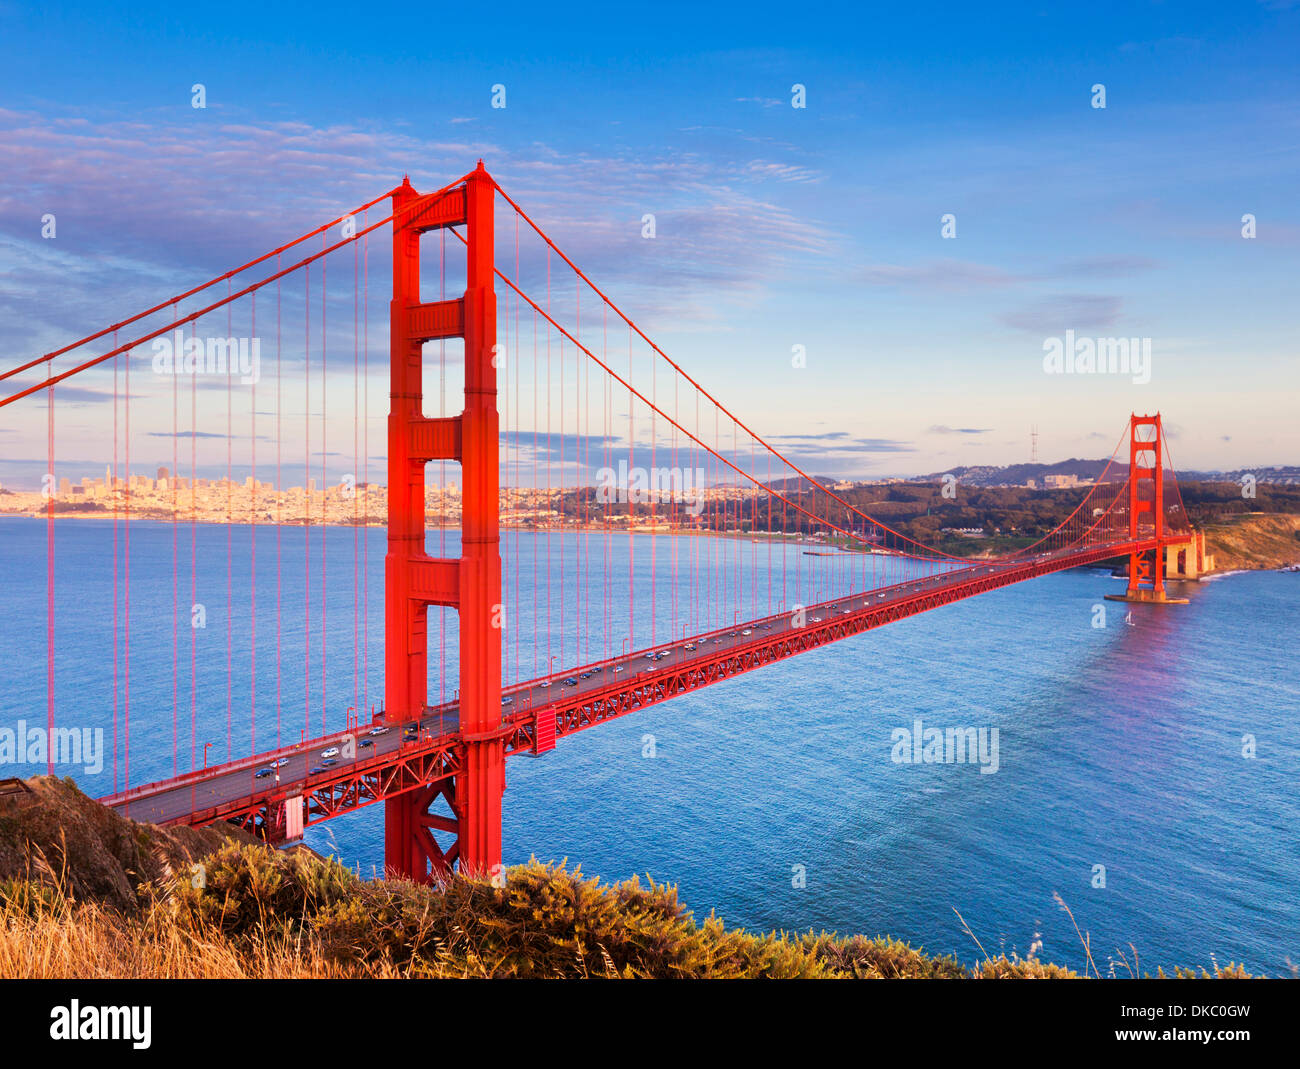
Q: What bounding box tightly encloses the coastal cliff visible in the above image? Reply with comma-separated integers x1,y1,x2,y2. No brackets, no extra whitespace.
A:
1203,513,1300,571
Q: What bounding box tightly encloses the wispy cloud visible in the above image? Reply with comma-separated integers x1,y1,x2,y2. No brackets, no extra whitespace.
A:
1000,295,1125,334
855,259,1024,293
0,107,836,360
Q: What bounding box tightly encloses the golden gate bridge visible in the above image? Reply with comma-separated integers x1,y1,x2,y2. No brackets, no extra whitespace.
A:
0,162,1204,883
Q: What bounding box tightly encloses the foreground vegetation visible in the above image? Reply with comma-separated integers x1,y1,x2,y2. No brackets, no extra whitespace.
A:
0,779,1258,979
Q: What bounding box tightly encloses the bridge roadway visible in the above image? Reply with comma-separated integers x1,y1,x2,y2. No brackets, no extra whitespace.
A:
102,538,1165,830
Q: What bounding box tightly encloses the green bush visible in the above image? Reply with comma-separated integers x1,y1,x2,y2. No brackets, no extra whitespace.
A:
130,843,1257,980
161,842,358,940
311,861,834,978
0,877,67,919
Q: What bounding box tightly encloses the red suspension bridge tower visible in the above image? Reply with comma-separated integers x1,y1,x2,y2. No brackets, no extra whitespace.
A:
1107,412,1189,605
385,162,504,881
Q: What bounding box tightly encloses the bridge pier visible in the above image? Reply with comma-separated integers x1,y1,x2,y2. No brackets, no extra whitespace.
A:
1105,585,1189,605
1165,529,1215,581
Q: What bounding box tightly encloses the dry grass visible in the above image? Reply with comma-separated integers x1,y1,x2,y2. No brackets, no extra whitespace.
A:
0,877,400,978
0,842,1260,979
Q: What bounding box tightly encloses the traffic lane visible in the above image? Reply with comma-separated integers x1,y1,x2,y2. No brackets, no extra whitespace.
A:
505,559,997,710
117,715,425,822
509,549,1116,710
117,549,1117,819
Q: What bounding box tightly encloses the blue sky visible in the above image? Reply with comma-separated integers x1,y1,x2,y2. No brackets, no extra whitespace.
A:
0,0,1297,481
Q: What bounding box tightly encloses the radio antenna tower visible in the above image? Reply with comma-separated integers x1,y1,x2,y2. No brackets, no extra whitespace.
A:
1031,424,1039,463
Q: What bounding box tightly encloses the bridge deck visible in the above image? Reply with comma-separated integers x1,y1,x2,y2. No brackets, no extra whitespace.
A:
102,538,1168,832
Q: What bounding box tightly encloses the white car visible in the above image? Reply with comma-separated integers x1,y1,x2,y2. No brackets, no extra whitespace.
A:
320,746,340,759
741,629,752,635
272,757,290,768
368,726,390,736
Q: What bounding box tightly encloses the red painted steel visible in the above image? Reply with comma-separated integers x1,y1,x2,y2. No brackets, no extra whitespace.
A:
1126,413,1166,597
383,163,503,882
102,539,1191,836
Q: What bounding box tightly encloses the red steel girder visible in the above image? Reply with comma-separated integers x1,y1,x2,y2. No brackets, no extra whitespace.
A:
501,542,1159,754
108,538,1189,838
161,736,463,837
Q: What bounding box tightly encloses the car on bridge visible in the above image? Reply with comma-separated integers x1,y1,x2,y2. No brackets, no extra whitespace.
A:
321,746,340,759
368,726,390,736
255,767,273,779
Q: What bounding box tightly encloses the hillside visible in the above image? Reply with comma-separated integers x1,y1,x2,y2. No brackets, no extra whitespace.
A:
0,776,254,911
1203,513,1300,571
0,778,1253,979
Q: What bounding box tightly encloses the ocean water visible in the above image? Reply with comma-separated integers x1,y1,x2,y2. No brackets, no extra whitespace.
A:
1,516,1297,975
